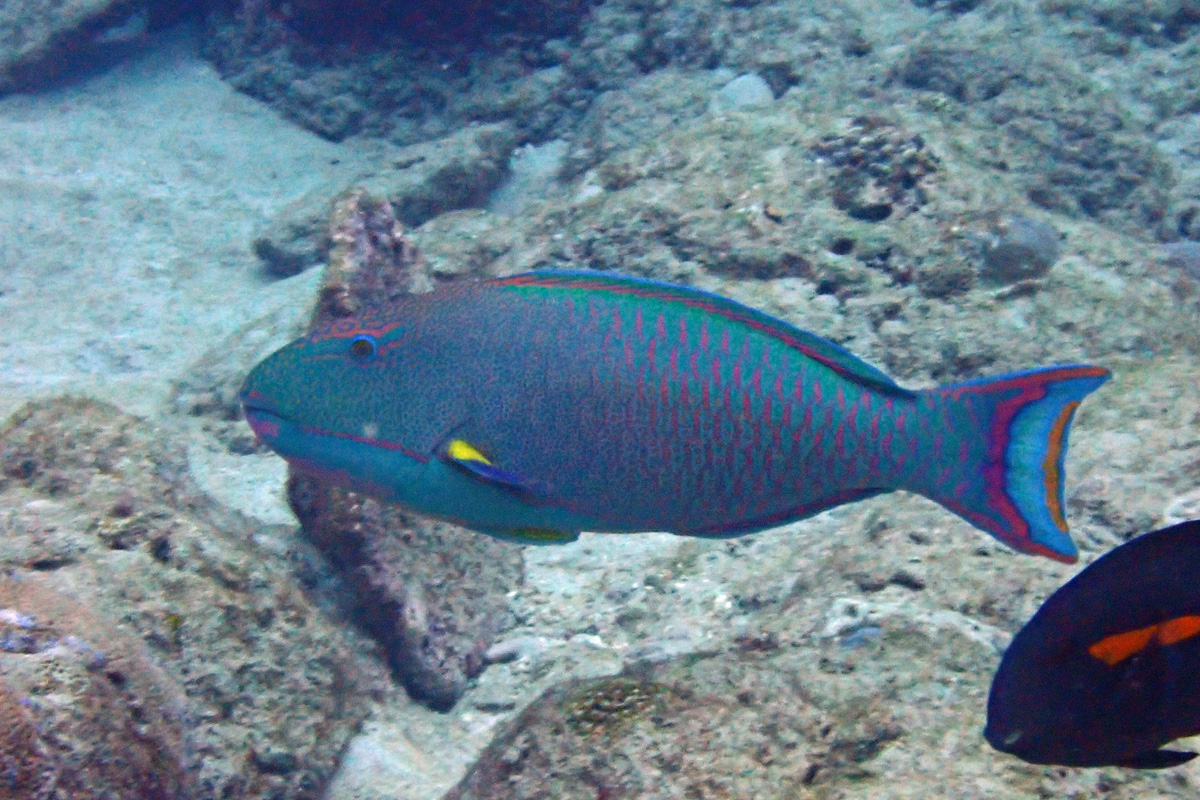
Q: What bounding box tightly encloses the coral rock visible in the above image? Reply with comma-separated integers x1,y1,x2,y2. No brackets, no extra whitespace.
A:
288,189,524,711
0,573,194,799
0,397,385,799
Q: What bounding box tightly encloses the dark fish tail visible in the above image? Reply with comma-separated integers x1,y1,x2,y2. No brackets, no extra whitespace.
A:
907,365,1110,562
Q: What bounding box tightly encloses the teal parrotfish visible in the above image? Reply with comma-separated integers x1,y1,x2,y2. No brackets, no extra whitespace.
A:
240,270,1108,562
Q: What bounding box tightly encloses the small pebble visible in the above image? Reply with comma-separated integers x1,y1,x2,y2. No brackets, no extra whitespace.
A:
59,635,108,671
839,625,883,649
482,636,545,664
982,216,1060,283
710,73,775,114
0,608,36,629
0,631,39,654
1161,240,1200,281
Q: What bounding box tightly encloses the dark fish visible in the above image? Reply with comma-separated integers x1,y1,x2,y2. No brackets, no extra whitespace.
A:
986,518,1200,768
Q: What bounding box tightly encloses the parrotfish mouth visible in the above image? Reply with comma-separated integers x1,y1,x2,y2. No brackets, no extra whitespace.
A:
243,405,284,442
240,398,365,487
240,393,286,443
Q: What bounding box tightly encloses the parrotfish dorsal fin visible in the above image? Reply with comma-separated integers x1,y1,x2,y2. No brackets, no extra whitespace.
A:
489,271,914,397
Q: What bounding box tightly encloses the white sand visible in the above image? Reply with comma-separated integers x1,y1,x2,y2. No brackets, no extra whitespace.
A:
0,26,382,421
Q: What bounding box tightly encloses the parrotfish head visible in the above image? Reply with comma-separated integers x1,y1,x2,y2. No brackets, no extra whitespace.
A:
239,308,463,484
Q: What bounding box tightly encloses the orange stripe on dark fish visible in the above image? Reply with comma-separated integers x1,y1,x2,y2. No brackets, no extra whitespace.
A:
986,519,1200,769
1159,615,1200,646
1088,615,1200,666
1087,623,1159,666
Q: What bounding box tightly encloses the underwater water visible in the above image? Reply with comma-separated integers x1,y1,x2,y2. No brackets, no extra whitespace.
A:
1,0,1200,797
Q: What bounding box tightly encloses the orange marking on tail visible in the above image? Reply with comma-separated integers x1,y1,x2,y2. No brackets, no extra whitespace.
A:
1042,401,1079,533
1088,615,1200,666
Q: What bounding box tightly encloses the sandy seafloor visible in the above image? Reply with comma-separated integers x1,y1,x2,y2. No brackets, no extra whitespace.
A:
3,14,1200,800
0,29,382,424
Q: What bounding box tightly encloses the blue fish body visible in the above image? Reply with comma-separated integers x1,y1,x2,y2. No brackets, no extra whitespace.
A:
241,271,1108,560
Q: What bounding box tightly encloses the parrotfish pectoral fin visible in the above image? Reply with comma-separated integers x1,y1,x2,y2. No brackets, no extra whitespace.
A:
1118,749,1197,770
915,364,1110,563
445,438,531,489
479,526,581,545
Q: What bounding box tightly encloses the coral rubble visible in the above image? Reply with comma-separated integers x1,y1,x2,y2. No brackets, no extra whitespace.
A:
287,189,524,711
0,397,385,799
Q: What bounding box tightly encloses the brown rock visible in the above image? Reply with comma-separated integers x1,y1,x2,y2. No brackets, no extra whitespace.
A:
287,189,524,711
0,574,193,799
0,0,146,93
0,397,386,799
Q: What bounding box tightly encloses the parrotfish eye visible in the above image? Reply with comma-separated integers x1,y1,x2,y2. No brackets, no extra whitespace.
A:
348,334,377,361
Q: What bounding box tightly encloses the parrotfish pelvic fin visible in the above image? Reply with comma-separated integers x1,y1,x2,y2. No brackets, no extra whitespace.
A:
914,364,1110,563
480,526,581,545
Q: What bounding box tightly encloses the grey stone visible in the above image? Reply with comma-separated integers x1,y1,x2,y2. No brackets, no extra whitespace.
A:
710,73,775,113
982,216,1061,284
1161,240,1200,281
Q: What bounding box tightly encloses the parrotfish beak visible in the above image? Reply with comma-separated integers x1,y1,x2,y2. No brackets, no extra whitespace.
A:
242,400,284,444
240,356,285,446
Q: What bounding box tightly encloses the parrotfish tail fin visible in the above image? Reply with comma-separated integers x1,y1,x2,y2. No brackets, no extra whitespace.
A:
913,365,1110,563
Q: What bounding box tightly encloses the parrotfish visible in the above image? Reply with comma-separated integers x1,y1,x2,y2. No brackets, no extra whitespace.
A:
241,271,1108,561
986,519,1200,769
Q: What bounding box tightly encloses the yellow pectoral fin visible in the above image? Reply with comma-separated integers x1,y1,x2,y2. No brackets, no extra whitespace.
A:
447,438,492,465
444,438,540,496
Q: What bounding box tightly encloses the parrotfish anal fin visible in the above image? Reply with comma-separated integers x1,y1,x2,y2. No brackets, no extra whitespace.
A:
490,271,914,397
683,487,888,539
481,526,580,545
1118,749,1197,770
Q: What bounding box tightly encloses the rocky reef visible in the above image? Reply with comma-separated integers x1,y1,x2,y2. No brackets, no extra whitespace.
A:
0,397,388,798
0,574,193,798
282,190,523,712
0,0,163,93
200,0,591,141
3,0,1200,796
